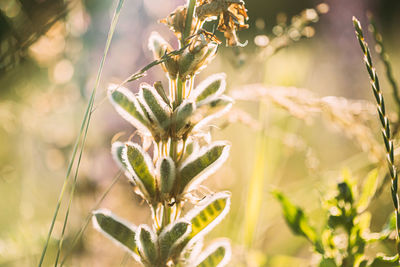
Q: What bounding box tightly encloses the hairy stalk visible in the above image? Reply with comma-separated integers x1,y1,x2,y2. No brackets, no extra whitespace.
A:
353,16,400,258
37,0,124,265
91,1,249,265
368,14,400,116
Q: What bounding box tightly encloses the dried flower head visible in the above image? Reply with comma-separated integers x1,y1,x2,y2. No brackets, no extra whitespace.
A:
160,6,193,40
196,0,249,46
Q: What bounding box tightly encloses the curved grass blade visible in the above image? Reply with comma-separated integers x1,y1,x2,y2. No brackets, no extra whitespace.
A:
38,0,125,265
92,209,140,262
194,239,231,267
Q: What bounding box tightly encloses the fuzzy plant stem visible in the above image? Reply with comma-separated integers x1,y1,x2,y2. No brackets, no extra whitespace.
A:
353,16,400,257
368,14,400,116
160,0,197,230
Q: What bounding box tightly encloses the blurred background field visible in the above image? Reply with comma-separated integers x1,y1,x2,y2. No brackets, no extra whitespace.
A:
1,0,400,266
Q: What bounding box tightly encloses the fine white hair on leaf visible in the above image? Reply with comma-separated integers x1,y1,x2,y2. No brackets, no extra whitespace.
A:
92,209,141,263
148,31,168,52
157,156,176,195
179,141,231,193
159,219,192,253
108,83,151,136
186,238,204,265
193,96,234,132
111,141,134,182
185,191,231,247
138,83,171,126
193,238,232,267
192,73,227,103
122,141,156,198
136,224,159,263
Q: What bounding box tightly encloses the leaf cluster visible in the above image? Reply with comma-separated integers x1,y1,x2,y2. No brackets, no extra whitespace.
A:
274,170,398,267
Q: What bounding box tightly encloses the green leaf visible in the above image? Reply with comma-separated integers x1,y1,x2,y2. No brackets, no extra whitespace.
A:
193,96,233,131
153,81,171,107
108,84,151,135
194,73,226,104
194,239,231,267
370,254,399,267
159,220,191,262
357,169,379,212
111,141,133,180
319,258,337,267
148,32,178,79
186,192,231,244
159,157,176,196
273,191,319,246
178,40,218,79
139,83,171,131
174,100,195,135
92,209,140,262
178,142,230,193
123,142,156,198
136,225,158,265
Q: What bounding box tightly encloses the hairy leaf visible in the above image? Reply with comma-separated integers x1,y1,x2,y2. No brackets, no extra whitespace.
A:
194,239,231,267
370,254,399,267
92,210,140,261
159,157,176,196
154,81,171,106
193,96,233,131
139,83,171,130
159,220,191,262
357,169,379,212
178,142,230,193
185,192,231,245
175,100,195,135
108,84,150,135
194,73,226,104
136,225,158,265
123,142,156,198
111,141,133,181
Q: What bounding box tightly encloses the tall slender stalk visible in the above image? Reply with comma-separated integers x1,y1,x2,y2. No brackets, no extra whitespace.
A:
37,0,124,265
91,0,249,266
353,16,400,258
368,14,400,115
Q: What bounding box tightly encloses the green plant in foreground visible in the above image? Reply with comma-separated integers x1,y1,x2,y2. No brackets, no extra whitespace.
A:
274,169,398,267
353,16,400,264
91,0,248,266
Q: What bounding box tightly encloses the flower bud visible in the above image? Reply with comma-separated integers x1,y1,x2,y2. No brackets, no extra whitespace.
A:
178,33,218,79
148,32,179,79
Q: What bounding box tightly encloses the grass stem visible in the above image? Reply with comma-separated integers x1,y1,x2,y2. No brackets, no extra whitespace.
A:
353,16,400,259
37,0,125,265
